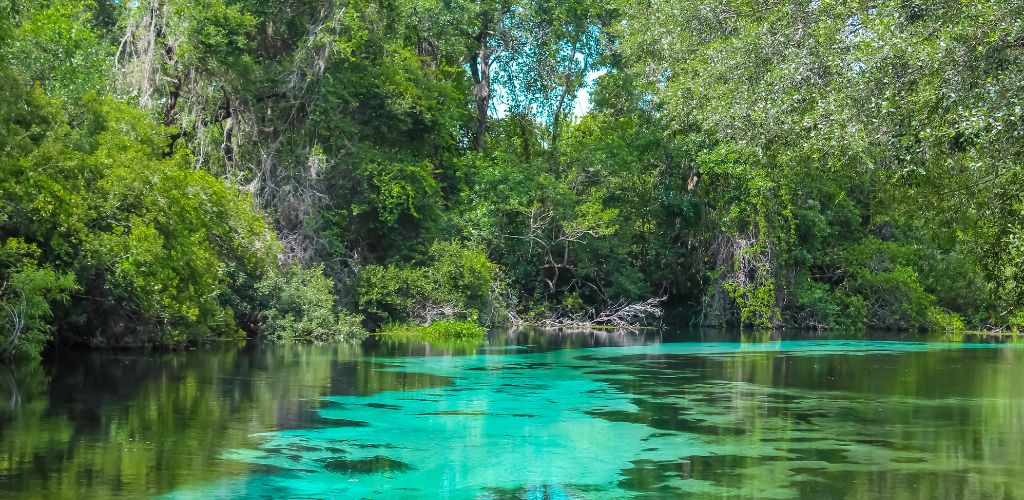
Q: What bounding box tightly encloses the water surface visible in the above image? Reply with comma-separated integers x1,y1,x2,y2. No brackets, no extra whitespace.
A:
1,330,1023,498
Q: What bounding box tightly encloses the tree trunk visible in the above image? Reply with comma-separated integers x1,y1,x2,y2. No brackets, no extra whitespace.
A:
470,29,491,151
551,41,583,149
221,93,235,163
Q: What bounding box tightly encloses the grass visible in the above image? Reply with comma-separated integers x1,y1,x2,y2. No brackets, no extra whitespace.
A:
378,320,486,340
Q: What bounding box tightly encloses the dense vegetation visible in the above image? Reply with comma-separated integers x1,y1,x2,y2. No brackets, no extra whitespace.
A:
1,0,1021,358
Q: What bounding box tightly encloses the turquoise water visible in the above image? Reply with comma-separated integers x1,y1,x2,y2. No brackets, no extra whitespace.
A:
2,331,1024,498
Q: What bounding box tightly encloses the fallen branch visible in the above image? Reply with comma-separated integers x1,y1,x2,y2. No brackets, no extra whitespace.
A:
513,296,667,332
410,302,468,326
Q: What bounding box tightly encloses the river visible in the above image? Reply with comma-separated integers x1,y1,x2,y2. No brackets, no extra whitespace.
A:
1,330,1022,498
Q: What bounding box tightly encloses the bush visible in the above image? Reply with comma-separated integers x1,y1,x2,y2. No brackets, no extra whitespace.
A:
789,276,840,330
926,307,965,334
0,88,352,348
1,92,272,345
833,292,868,330
355,264,423,326
838,240,940,330
1007,311,1024,334
0,239,77,359
257,264,366,342
357,241,498,326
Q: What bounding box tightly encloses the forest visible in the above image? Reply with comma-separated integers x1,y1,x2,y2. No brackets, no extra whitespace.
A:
1,0,1022,359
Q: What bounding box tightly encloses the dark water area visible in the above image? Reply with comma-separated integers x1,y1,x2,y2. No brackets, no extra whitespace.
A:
1,330,1023,498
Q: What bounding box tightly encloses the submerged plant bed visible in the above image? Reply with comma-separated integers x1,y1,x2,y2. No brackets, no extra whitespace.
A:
378,321,487,340
375,321,487,350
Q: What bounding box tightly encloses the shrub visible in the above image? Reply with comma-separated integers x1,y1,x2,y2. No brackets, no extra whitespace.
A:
838,240,940,330
257,264,366,342
833,292,868,330
789,276,840,330
1008,311,1024,334
0,239,77,359
355,264,423,326
357,241,498,326
926,307,965,334
0,88,373,348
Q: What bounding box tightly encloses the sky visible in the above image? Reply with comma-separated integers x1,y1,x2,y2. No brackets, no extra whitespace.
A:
492,69,608,120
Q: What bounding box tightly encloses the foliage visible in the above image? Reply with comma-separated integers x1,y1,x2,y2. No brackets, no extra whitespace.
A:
0,6,362,353
357,241,498,326
0,91,280,345
379,320,487,340
10,0,112,104
257,264,367,342
378,319,487,350
0,239,77,359
2,0,1023,354
614,0,1024,330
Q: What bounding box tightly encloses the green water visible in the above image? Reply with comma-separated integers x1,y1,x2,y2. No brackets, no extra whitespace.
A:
2,331,1023,499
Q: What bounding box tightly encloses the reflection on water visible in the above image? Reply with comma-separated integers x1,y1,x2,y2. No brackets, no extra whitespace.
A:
1,330,1023,499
